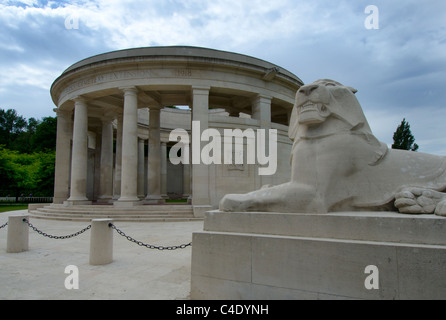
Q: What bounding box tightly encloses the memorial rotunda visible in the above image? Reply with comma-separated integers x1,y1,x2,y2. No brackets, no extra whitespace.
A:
40,46,303,219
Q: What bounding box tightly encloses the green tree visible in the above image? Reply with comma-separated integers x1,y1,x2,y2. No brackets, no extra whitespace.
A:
31,116,57,152
392,118,419,151
0,146,55,198
0,146,40,199
13,117,40,153
0,109,57,199
33,151,56,196
0,109,27,149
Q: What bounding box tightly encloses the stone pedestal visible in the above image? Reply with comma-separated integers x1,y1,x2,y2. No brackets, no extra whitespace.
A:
7,215,29,253
89,219,113,266
191,211,446,300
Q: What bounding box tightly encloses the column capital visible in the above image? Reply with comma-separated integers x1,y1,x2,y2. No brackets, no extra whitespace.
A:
251,94,273,104
120,86,138,94
191,86,211,95
72,96,88,104
101,111,116,123
53,108,72,118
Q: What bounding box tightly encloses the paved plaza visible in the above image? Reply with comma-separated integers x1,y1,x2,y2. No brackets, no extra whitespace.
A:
0,210,203,300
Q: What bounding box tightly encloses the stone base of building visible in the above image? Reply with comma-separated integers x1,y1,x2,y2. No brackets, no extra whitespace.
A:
193,205,213,218
63,200,92,206
29,203,201,222
191,211,446,300
113,199,142,207
143,196,165,205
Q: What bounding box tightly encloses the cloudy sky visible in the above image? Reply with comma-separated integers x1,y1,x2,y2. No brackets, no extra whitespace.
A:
1,0,445,155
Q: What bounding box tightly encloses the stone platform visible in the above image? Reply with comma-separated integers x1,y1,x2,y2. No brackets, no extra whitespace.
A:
29,204,202,222
191,211,446,300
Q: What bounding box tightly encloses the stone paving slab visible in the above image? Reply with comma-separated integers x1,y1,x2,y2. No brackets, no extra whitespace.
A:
0,210,203,300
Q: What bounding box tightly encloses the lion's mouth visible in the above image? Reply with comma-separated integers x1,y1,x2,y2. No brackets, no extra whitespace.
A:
297,101,330,124
299,102,327,114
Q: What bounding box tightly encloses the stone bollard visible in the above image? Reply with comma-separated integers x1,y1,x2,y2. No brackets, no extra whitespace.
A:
89,219,113,265
7,215,29,253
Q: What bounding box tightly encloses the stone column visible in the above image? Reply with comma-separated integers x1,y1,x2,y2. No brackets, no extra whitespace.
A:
137,137,145,199
252,94,273,187
116,87,140,205
53,109,72,204
145,107,163,204
161,141,168,199
113,113,123,200
191,86,211,217
98,116,114,202
252,94,272,129
67,97,91,205
182,160,191,200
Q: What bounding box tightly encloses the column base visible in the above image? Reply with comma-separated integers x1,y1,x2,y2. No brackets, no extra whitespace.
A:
143,195,165,205
52,197,67,205
96,196,113,204
64,199,92,206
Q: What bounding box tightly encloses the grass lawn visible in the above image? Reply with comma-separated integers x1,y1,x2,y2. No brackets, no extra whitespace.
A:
0,205,28,213
165,199,188,203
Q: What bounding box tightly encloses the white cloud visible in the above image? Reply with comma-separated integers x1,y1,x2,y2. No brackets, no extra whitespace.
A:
0,0,445,154
0,63,59,90
64,0,311,50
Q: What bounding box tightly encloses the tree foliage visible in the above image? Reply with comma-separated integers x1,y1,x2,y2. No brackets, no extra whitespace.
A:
0,108,56,197
0,108,56,153
392,118,419,151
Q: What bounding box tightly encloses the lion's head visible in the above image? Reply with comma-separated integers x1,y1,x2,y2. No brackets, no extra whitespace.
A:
289,79,373,140
288,79,387,165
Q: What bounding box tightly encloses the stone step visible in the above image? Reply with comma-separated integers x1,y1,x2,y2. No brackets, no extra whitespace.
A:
35,207,193,216
47,204,193,212
30,211,201,222
29,204,200,222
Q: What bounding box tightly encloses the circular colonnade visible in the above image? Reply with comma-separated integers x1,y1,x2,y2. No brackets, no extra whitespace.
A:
49,46,303,217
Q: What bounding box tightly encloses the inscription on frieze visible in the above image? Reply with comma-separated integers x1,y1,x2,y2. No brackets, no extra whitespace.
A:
173,69,192,77
95,70,153,83
63,68,193,95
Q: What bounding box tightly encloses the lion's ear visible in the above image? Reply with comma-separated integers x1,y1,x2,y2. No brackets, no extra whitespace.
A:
288,105,299,141
347,86,358,94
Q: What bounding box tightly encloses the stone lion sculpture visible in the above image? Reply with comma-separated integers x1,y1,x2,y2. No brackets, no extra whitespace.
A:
219,79,446,216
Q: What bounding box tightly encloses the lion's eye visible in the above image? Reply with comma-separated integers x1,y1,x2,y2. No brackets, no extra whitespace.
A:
325,83,336,87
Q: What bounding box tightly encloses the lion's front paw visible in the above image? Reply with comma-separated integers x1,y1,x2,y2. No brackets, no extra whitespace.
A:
219,194,250,212
435,199,446,217
394,187,446,214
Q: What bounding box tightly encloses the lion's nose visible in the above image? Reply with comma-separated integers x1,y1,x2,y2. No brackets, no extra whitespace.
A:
299,84,319,96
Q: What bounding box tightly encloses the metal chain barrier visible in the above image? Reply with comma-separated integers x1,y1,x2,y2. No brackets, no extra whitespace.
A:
23,218,91,240
0,222,7,230
109,223,192,250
